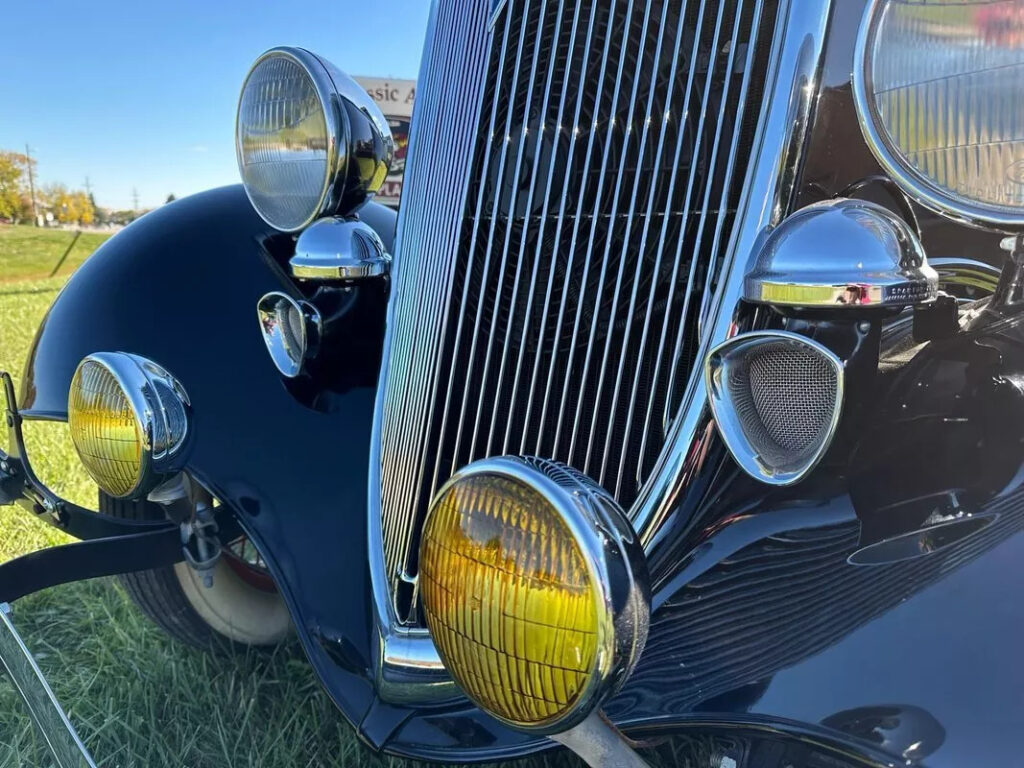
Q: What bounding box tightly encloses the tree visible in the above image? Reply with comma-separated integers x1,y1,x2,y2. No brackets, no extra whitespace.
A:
73,192,94,225
0,151,35,223
40,184,94,225
41,183,72,223
165,193,176,204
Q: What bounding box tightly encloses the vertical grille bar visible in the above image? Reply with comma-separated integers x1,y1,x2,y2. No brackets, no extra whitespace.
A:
377,0,494,587
377,0,779,609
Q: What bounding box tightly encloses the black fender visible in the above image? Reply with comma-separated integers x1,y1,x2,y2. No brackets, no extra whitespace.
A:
19,185,395,741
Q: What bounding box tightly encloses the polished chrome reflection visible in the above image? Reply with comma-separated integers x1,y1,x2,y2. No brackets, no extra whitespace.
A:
290,217,390,280
375,0,778,631
256,292,321,378
744,198,937,308
236,47,394,231
854,0,1024,228
67,352,190,499
369,0,832,701
706,331,843,485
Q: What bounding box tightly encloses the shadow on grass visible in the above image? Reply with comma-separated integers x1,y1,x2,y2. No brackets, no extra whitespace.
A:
0,579,587,768
0,286,60,297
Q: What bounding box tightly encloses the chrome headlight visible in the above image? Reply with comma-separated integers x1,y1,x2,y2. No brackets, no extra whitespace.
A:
236,47,394,232
68,353,190,499
855,0,1024,228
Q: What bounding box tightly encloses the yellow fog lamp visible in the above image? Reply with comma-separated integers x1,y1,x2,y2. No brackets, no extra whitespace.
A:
418,456,650,735
67,352,190,499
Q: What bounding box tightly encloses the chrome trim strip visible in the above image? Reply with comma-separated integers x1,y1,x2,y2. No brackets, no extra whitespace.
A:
633,0,833,546
557,0,640,466
370,0,494,700
600,0,702,494
532,0,621,453
695,0,769,334
370,0,832,701
503,0,588,456
448,0,535,471
0,603,98,768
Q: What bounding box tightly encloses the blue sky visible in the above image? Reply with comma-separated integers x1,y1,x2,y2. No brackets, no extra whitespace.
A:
0,1,431,210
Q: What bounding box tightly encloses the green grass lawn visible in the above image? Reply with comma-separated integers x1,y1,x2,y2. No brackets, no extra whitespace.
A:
0,225,112,284
0,227,585,768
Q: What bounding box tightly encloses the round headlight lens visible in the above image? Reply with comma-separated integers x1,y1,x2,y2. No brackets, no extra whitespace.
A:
68,353,189,499
419,457,649,733
856,0,1024,227
236,50,335,232
69,359,145,497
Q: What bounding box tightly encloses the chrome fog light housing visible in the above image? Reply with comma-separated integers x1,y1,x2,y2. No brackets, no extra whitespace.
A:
744,199,937,309
418,456,649,734
236,47,394,232
855,0,1024,228
68,353,190,499
257,292,321,378
706,331,843,485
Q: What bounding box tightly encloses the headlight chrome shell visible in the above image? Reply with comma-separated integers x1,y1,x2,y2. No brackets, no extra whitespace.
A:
418,456,649,735
236,46,394,232
67,353,190,499
855,0,1024,229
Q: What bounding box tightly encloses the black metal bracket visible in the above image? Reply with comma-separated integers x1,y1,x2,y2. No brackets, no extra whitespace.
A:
0,507,241,604
0,368,244,602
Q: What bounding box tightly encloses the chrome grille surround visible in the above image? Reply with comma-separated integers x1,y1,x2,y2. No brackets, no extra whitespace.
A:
368,0,833,702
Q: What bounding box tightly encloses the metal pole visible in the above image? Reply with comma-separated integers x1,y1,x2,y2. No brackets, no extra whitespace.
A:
549,710,652,768
24,144,37,226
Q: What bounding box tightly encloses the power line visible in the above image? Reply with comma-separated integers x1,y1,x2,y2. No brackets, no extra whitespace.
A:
25,144,38,226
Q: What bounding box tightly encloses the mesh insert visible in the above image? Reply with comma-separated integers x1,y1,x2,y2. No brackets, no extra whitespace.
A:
727,340,838,469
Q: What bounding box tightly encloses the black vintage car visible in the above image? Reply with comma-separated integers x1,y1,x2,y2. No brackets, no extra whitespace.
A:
3,0,1023,765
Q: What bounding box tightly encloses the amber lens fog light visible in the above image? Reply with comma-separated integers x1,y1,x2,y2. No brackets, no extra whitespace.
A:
68,353,190,498
419,456,649,734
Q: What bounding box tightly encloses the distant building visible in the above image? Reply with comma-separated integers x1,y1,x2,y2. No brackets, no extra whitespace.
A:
354,77,414,209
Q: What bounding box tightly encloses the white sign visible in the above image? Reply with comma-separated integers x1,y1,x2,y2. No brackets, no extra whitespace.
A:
355,77,415,208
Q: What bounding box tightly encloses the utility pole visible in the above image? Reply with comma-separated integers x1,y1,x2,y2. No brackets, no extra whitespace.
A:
131,187,139,214
25,143,38,226
83,176,93,196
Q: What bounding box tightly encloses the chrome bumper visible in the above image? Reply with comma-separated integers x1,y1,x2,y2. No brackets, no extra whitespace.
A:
0,603,97,768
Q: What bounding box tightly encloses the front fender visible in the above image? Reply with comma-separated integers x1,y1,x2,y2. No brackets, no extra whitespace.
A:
20,185,394,738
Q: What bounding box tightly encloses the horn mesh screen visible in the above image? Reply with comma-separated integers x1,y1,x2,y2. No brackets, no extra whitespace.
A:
726,340,838,470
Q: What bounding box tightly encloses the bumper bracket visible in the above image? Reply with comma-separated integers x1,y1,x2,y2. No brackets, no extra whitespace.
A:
0,602,97,767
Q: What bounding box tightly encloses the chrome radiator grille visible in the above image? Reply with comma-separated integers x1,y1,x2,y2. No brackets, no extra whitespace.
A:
377,0,778,605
